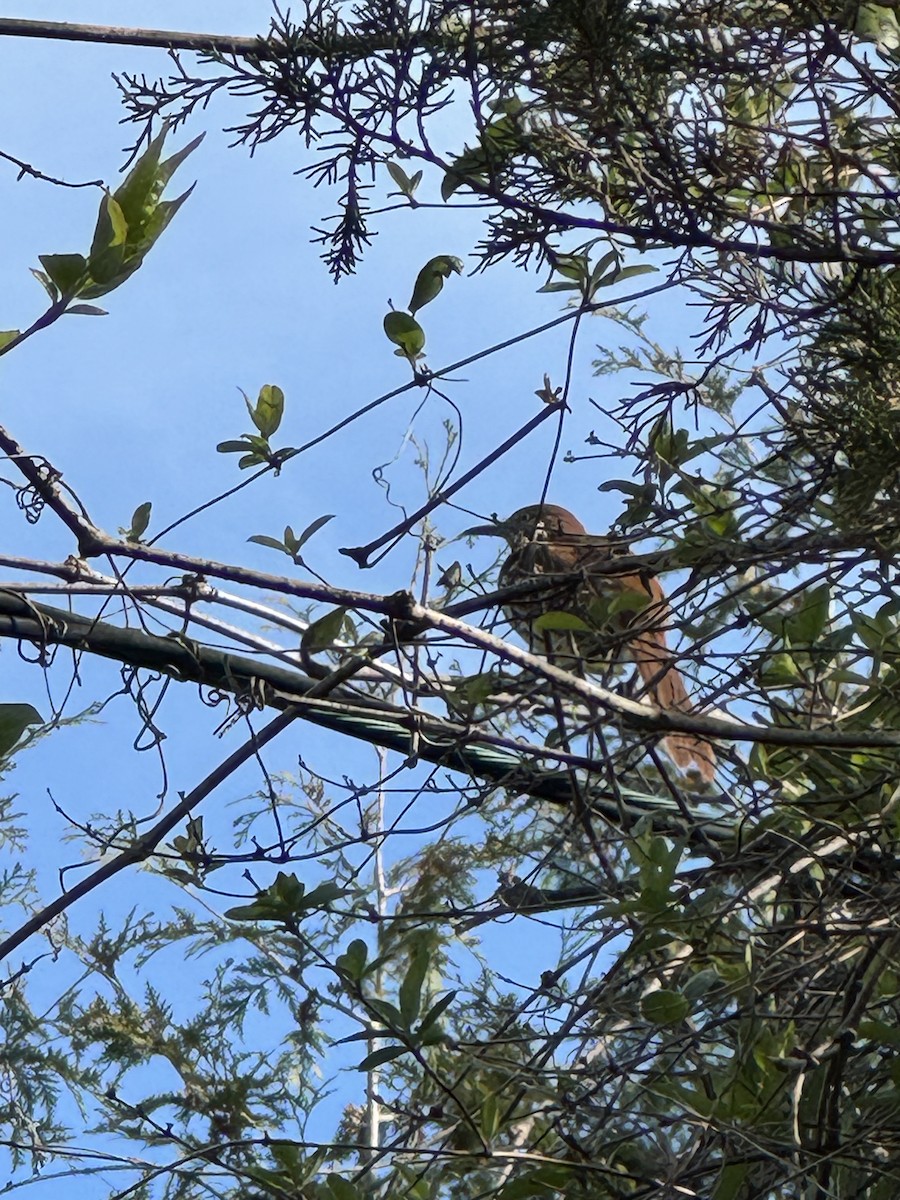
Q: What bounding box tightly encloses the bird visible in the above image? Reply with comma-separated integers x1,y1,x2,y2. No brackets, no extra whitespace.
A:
465,503,716,781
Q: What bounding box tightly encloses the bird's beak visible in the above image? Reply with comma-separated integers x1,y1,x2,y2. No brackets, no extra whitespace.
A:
458,519,511,541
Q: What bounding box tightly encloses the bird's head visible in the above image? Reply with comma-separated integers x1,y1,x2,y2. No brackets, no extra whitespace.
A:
462,504,586,548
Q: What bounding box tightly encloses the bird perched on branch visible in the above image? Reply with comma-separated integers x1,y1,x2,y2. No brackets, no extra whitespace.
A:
465,503,716,781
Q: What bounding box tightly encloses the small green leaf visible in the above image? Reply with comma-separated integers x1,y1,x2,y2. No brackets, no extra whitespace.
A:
0,331,21,352
783,585,831,645
409,255,463,314
759,652,803,686
441,171,467,201
112,125,168,228
336,938,369,981
217,439,252,454
536,279,581,293
613,263,658,284
248,534,289,553
641,989,689,1026
302,607,348,653
326,1174,360,1200
588,248,620,291
90,192,129,261
604,587,652,619
66,304,108,316
251,384,285,438
367,998,405,1028
399,944,430,1027
154,132,205,194
224,871,307,923
38,253,88,295
293,513,336,550
0,704,44,758
386,161,421,197
532,610,591,633
299,881,353,910
126,501,152,542
386,161,410,189
383,310,426,357
357,1045,406,1071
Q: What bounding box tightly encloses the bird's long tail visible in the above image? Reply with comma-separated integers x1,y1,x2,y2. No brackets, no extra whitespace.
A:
630,629,717,782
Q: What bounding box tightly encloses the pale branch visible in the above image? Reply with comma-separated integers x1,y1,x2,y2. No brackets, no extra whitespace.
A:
0,15,431,59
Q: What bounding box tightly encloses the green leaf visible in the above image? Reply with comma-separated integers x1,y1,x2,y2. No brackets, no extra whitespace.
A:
613,263,658,284
408,255,463,314
302,607,348,653
113,127,203,237
292,513,336,551
66,304,107,316
783,585,830,645
759,652,803,686
38,253,88,296
336,938,369,981
133,185,197,256
217,440,252,454
368,998,405,1028
90,192,129,262
0,331,21,352
641,989,689,1026
125,501,152,542
357,1045,406,1071
604,587,652,619
154,132,205,193
248,534,289,553
399,944,430,1027
441,167,486,201
386,160,422,199
299,881,353,910
480,1094,500,1139
326,1174,360,1200
383,310,426,357
552,253,589,282
224,871,308,923
112,125,168,228
250,384,285,438
0,704,43,758
418,990,456,1034
386,161,411,190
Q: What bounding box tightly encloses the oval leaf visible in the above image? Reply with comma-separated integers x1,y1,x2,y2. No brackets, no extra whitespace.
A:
252,384,285,438
383,310,425,356
302,607,348,653
409,255,463,314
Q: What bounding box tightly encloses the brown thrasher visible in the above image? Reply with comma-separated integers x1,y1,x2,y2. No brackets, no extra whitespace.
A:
467,504,715,781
